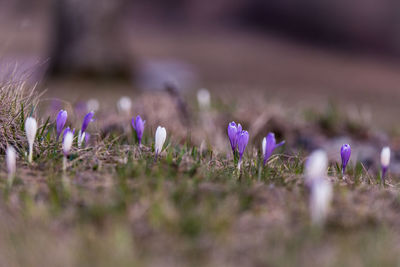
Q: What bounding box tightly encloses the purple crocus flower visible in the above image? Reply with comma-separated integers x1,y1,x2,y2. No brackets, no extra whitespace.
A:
262,132,285,166
56,110,68,140
132,115,146,145
237,130,249,168
81,111,95,133
340,144,351,174
227,121,241,153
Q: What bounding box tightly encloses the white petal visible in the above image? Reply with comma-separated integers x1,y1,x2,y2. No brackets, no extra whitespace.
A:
262,137,266,156
305,150,328,182
6,146,16,176
381,147,391,167
63,132,74,154
197,88,211,109
25,117,37,146
155,126,167,153
117,96,132,114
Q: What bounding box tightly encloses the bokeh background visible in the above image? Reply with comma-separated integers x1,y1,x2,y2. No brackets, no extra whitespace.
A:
1,0,400,127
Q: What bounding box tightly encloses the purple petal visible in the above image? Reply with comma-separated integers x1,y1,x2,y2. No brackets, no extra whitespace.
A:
238,130,249,159
263,133,285,165
227,121,239,152
56,110,68,139
85,132,90,144
81,111,94,133
340,144,351,173
133,115,145,144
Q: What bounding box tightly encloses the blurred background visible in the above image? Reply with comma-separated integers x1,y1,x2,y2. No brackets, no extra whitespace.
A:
1,0,400,127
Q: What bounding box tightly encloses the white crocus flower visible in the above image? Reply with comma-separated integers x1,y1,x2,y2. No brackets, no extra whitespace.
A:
25,117,37,163
155,126,167,157
117,96,132,115
381,146,391,181
197,88,211,110
62,131,74,171
310,178,333,226
86,98,100,112
304,150,328,183
304,149,332,226
381,146,391,169
6,145,16,184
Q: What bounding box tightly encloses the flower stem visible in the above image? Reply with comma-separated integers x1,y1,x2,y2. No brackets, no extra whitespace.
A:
237,159,242,171
8,173,14,187
63,156,67,172
28,143,33,163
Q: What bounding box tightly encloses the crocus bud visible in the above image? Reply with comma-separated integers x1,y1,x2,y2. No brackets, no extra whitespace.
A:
238,131,249,160
197,88,211,110
381,146,391,182
310,178,333,226
86,98,99,112
262,132,285,166
81,111,95,133
132,115,145,145
6,145,16,184
25,117,37,163
340,144,351,175
63,131,74,156
62,131,74,171
117,96,132,115
237,130,249,170
56,109,68,140
305,150,328,183
155,126,167,155
227,122,240,153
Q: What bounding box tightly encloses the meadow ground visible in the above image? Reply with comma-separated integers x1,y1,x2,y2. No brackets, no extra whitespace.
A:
0,78,400,267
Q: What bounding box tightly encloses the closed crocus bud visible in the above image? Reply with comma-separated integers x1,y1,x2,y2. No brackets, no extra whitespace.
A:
262,132,285,166
237,130,249,170
310,178,333,226
63,131,74,156
340,144,351,175
79,111,94,148
117,96,132,115
381,146,391,183
227,122,240,153
6,145,16,183
25,117,37,163
132,115,145,145
238,131,249,160
56,109,68,140
197,88,211,110
155,126,167,156
62,131,74,171
81,111,95,133
305,150,328,183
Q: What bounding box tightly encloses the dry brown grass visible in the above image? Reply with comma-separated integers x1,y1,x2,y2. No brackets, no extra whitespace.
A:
0,66,40,153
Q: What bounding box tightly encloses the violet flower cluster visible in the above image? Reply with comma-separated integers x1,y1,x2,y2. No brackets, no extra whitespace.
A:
227,121,249,169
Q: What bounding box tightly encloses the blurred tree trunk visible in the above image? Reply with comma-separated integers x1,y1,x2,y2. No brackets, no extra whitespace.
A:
47,0,133,80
